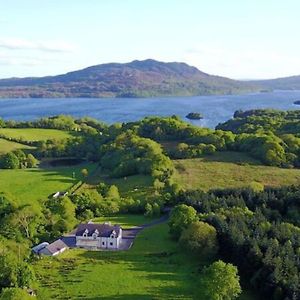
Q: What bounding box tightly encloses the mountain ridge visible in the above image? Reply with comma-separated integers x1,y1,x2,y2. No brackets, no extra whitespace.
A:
0,59,296,98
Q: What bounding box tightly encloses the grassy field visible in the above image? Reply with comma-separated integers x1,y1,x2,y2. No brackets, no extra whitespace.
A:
34,222,198,300
93,214,156,228
0,163,97,205
0,128,74,142
33,215,256,300
0,138,35,154
173,151,300,191
79,167,156,201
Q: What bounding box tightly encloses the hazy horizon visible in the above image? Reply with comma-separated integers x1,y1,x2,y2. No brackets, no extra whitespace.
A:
2,0,300,80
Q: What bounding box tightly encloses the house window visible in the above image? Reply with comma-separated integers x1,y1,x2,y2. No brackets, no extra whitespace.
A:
102,242,105,246
92,234,97,240
110,242,113,246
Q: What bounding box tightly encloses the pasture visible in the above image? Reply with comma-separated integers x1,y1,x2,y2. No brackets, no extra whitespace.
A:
0,138,34,154
173,151,300,191
0,162,97,205
0,128,74,142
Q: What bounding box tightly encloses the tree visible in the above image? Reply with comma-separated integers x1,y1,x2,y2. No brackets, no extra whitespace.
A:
168,204,198,239
58,197,77,232
153,178,165,192
17,263,35,288
106,185,120,200
80,209,94,221
0,252,18,288
0,288,32,300
12,150,26,168
179,221,218,258
81,168,89,178
11,205,43,239
198,260,242,300
144,203,153,217
26,154,38,168
97,182,109,197
152,202,161,216
248,181,264,193
0,152,19,169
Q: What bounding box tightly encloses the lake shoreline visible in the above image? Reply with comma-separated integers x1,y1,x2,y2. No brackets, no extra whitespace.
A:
0,90,300,129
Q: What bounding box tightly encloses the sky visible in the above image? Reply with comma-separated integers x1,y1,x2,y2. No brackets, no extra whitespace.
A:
1,0,300,80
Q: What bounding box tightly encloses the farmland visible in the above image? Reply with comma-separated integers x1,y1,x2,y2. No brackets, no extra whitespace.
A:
0,128,74,142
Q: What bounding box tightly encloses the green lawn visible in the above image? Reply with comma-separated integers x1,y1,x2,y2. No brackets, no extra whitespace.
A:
0,163,97,205
0,128,74,142
34,215,256,300
93,214,156,228
34,221,200,299
0,138,35,154
173,151,300,191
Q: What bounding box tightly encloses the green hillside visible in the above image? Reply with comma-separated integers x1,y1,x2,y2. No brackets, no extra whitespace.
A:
173,152,300,191
0,138,34,154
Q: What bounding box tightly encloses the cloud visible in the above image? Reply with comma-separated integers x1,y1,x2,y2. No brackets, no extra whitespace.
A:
0,38,76,52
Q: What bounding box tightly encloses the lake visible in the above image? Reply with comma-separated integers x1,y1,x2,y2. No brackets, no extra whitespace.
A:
0,90,300,128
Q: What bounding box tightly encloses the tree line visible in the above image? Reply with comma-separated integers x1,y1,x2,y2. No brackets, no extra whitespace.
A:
171,186,300,299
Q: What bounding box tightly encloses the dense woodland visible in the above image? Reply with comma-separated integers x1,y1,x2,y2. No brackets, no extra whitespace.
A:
0,109,300,299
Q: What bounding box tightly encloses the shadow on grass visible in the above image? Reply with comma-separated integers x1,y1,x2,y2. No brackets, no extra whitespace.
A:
200,151,260,165
76,242,197,299
83,295,156,300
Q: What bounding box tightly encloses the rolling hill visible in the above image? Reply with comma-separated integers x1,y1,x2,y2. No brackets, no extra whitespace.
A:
254,75,300,91
0,59,260,98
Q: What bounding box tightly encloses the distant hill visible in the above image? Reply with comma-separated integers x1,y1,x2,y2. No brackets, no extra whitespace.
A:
0,59,260,98
253,75,300,91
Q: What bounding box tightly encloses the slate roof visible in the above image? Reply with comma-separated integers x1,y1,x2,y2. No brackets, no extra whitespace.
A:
76,223,121,238
46,239,68,254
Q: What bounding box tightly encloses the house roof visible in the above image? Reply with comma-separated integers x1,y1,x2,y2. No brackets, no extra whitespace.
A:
32,242,49,253
46,239,68,254
76,223,121,238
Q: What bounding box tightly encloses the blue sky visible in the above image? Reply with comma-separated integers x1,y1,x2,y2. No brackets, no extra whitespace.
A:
1,0,300,79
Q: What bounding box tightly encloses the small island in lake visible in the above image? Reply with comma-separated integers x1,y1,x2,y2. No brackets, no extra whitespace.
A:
185,112,203,120
294,100,300,105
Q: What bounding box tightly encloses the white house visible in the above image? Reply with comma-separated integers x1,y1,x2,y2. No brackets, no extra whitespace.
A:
75,223,122,250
